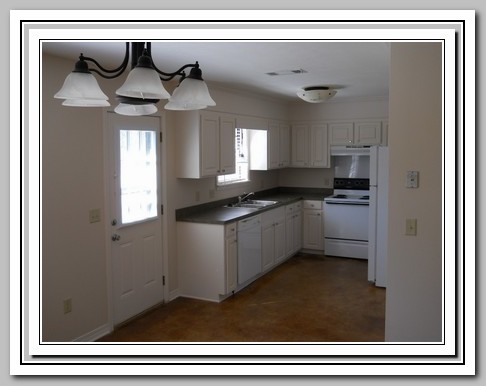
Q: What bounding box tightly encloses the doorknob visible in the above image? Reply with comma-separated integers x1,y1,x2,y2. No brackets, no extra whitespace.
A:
111,234,121,241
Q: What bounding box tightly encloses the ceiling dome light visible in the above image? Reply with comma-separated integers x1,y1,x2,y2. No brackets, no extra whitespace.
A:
297,86,337,103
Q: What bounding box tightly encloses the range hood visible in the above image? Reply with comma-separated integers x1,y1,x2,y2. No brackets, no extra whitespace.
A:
330,145,371,156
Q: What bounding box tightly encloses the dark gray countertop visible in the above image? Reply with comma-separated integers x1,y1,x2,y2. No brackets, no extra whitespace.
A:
176,188,332,225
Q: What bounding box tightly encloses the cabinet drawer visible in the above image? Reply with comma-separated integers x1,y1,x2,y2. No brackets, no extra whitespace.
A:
262,206,285,227
225,222,237,237
286,200,303,215
304,200,323,210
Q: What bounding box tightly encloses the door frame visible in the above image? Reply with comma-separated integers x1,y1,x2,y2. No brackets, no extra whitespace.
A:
103,110,169,331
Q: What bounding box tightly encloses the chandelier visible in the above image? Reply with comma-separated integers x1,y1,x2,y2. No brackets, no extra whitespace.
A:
54,42,216,115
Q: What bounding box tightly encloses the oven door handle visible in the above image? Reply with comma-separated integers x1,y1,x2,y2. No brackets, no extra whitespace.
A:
324,201,369,206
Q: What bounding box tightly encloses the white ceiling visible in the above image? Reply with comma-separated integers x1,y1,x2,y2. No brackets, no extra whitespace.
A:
43,41,390,103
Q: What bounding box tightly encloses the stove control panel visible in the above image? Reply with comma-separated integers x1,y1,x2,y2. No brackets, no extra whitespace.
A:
333,178,370,190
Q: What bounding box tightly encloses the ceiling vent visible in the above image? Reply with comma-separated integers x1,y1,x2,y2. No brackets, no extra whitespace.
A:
297,86,337,103
266,69,307,76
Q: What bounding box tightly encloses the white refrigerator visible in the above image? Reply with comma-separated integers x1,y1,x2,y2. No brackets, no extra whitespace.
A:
368,145,389,287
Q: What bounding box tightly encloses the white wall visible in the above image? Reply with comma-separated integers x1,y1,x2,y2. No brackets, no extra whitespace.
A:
41,52,288,340
385,43,442,341
42,55,112,341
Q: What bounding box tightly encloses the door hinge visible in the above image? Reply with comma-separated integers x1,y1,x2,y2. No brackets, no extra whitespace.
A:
159,131,163,143
161,204,164,215
162,275,165,286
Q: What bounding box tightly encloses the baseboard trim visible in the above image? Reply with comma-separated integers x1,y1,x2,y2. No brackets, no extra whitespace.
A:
168,288,179,302
73,323,112,342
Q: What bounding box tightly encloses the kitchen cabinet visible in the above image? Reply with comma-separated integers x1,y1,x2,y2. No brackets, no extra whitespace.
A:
176,110,236,178
329,120,383,146
225,223,238,293
285,201,302,259
177,221,237,302
261,206,286,272
249,121,290,170
291,123,330,168
303,200,324,252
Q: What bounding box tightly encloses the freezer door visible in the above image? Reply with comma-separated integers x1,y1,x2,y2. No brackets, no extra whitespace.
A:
368,186,378,283
369,145,379,186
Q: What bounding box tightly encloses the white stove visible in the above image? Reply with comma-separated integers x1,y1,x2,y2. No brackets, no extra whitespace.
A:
324,178,370,259
324,190,370,204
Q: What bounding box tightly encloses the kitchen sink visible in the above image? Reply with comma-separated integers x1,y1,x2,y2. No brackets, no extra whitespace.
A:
224,200,278,209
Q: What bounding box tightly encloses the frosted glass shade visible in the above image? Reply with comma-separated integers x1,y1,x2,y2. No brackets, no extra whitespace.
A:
116,67,170,100
114,103,158,116
164,98,207,111
168,78,216,107
296,88,337,103
54,72,109,101
62,99,110,107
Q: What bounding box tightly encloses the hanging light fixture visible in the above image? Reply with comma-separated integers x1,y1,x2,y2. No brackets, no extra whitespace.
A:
54,42,216,115
297,86,337,103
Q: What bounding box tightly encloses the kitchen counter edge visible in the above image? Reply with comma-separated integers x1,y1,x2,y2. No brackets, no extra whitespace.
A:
176,193,327,225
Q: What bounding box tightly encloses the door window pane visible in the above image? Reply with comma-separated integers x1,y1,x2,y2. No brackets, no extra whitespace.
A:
119,130,158,224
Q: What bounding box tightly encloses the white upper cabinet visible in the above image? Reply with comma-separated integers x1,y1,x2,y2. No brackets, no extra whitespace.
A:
176,111,236,178
249,121,290,170
329,120,384,146
291,123,330,168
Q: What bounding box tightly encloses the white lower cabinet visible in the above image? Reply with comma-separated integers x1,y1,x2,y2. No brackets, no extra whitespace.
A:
177,200,304,303
285,201,303,258
303,200,325,252
261,206,286,272
225,223,238,293
177,221,237,302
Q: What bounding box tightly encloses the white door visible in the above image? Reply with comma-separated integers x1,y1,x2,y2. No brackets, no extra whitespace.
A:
107,112,164,325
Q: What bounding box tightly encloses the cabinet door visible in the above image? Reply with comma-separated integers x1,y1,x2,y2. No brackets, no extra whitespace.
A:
225,235,238,293
355,121,382,145
200,113,220,177
310,124,329,167
268,122,280,169
279,123,290,167
291,124,309,167
262,223,275,271
303,210,323,250
274,217,286,264
293,211,302,253
219,115,236,174
285,213,294,257
329,122,354,145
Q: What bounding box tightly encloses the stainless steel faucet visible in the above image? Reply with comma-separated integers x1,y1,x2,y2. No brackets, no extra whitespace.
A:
238,192,254,203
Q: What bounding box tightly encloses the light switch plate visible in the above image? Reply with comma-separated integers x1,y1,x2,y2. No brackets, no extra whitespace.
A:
406,171,419,188
89,208,101,223
405,218,417,235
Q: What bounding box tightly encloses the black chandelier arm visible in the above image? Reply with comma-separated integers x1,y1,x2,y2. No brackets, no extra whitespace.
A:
88,67,128,80
82,42,130,79
152,62,198,81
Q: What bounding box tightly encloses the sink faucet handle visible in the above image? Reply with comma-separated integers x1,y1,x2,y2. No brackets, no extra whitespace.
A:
239,191,254,203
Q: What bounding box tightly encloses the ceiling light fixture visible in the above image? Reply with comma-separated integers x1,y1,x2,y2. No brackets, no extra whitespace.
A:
297,86,337,103
54,42,216,115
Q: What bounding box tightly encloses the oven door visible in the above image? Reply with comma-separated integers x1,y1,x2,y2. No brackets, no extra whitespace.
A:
324,201,369,241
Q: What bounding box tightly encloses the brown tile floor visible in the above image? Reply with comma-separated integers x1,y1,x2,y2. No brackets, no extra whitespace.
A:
97,253,386,343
